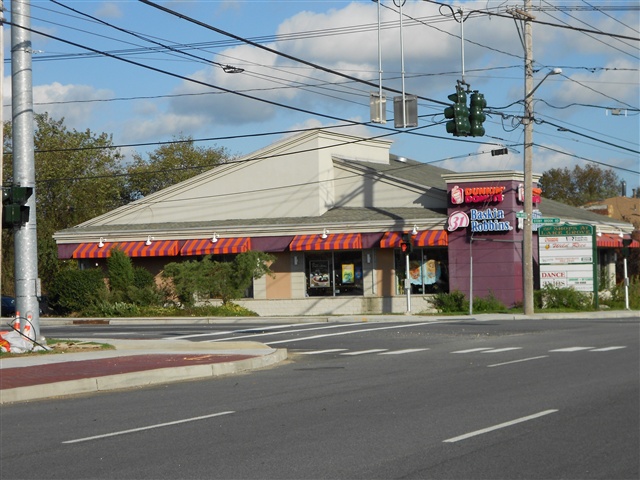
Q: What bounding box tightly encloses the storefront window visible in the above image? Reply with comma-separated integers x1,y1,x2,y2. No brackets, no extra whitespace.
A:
394,248,449,295
305,251,364,297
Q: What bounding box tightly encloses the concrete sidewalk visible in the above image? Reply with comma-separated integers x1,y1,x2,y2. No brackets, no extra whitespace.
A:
0,339,287,405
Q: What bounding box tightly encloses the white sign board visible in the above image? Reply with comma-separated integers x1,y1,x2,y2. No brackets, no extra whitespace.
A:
538,225,596,293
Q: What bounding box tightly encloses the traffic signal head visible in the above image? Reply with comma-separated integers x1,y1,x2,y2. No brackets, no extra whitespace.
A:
400,233,414,254
444,86,471,137
469,91,486,137
2,185,33,228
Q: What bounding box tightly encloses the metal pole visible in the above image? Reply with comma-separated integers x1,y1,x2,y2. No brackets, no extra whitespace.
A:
469,238,473,315
398,0,407,127
0,0,4,299
11,0,40,338
459,7,465,83
377,0,384,123
522,0,535,315
405,252,411,313
623,257,629,310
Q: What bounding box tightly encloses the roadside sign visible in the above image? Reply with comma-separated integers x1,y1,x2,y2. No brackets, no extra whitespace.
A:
532,217,560,224
516,211,527,219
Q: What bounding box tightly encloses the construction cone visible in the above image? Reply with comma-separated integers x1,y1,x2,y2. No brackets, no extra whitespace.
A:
12,311,20,331
23,313,35,341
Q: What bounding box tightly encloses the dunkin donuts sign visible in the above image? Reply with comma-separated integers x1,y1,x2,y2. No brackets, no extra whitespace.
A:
450,185,505,205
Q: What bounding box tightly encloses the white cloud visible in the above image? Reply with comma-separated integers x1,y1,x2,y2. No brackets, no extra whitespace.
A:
32,82,113,126
94,2,123,19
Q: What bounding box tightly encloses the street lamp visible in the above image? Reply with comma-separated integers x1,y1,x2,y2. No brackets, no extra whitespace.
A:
522,67,562,315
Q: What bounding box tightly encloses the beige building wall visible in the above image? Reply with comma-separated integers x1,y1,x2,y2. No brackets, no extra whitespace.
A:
265,253,292,300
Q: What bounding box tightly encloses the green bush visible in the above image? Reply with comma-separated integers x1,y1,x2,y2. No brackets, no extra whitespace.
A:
472,292,507,313
163,251,275,306
432,290,468,313
82,301,142,317
107,248,134,295
133,266,155,289
49,267,108,314
534,284,594,311
600,275,640,310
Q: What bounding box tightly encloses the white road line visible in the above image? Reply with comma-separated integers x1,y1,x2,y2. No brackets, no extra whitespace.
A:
481,347,523,353
207,322,370,342
487,355,549,367
341,349,388,356
63,411,235,444
266,321,446,345
379,348,430,355
549,347,594,352
165,322,325,340
590,346,626,352
298,349,349,355
451,348,494,353
443,409,558,443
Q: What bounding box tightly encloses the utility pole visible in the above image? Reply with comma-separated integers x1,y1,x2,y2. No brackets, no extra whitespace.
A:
11,0,40,338
1,0,4,300
522,0,535,315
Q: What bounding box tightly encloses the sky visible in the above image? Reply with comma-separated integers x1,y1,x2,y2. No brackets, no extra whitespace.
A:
3,0,639,196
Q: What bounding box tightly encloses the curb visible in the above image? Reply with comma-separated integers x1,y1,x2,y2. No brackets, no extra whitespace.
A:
0,348,287,405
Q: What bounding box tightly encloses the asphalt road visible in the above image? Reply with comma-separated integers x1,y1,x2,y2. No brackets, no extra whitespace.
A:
1,316,638,479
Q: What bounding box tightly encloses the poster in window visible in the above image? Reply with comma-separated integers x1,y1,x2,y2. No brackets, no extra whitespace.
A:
342,264,355,284
309,260,330,288
409,260,441,285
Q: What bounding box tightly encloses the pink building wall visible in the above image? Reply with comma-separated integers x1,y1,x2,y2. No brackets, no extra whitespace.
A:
444,172,541,308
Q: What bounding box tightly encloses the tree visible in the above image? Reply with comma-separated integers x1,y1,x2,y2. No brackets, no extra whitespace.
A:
540,164,621,206
124,135,230,201
2,114,127,294
163,251,275,306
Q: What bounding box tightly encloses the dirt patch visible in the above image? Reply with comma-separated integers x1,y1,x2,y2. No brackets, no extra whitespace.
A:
48,341,113,353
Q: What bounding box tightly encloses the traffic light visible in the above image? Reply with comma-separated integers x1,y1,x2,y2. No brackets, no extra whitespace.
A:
622,237,632,258
400,233,413,254
444,85,471,137
2,185,33,228
469,91,487,137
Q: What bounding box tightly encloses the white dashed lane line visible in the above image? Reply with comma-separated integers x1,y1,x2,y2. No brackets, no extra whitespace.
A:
379,348,430,355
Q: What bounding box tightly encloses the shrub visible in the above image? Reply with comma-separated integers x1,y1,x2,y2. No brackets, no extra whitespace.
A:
107,248,134,295
133,267,155,289
535,284,594,310
472,292,507,313
600,275,640,310
49,267,108,314
163,251,275,306
432,290,468,313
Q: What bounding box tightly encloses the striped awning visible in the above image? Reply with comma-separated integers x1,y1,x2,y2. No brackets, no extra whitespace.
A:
116,241,180,258
380,230,448,248
72,242,117,259
180,237,251,256
597,234,640,248
290,233,362,251
72,240,180,259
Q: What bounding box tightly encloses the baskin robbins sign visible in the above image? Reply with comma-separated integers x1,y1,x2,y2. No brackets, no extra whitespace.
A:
448,185,513,233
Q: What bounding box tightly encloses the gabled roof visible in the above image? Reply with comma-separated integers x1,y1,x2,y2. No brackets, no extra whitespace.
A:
333,154,452,192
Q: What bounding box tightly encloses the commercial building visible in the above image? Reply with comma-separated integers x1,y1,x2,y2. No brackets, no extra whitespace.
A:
54,130,638,315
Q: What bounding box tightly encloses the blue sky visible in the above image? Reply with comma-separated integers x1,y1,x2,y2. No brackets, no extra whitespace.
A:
4,1,639,195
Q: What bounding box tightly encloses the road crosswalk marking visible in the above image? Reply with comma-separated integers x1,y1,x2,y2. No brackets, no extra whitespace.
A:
451,348,494,353
549,347,594,352
296,345,627,357
298,349,349,355
341,349,388,356
481,347,523,353
379,348,430,355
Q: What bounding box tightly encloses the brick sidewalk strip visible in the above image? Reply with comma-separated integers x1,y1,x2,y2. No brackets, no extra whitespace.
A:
0,354,254,390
